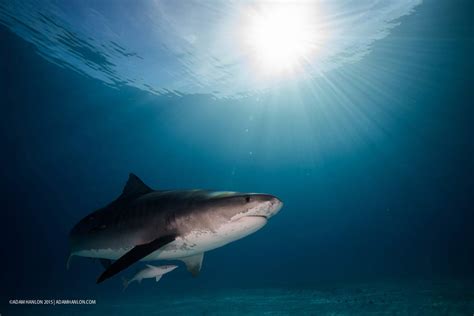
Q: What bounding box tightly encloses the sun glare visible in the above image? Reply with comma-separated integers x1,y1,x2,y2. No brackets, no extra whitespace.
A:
243,4,321,76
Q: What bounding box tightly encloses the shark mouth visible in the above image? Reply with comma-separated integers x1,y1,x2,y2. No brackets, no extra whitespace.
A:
230,214,269,224
244,215,268,219
231,213,268,222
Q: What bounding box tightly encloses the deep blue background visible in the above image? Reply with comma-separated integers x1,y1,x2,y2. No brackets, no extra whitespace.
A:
0,0,472,304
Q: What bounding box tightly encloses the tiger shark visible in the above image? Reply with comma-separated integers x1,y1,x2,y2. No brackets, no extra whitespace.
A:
68,173,283,284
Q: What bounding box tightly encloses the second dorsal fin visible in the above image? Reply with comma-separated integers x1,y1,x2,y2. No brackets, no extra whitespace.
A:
118,173,153,201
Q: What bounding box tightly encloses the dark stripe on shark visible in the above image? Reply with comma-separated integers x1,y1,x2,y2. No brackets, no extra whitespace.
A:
96,234,177,284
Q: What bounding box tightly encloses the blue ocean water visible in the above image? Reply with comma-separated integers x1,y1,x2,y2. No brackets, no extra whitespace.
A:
0,0,473,315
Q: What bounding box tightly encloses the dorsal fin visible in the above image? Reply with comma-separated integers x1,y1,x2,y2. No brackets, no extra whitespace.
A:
117,173,153,201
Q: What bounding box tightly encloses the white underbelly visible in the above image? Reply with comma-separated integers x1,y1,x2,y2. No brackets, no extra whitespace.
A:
76,216,266,260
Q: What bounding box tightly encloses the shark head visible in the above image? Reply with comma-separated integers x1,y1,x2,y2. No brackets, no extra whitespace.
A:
160,191,284,254
190,192,283,235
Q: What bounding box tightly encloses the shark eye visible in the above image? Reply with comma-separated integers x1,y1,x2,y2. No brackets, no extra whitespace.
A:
245,196,250,203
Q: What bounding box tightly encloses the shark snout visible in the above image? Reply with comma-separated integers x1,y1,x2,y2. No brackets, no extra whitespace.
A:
267,196,283,218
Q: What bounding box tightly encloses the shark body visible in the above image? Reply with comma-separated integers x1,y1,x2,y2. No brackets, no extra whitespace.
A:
69,174,283,283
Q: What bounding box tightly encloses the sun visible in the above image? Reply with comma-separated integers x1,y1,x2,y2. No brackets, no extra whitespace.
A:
242,4,321,76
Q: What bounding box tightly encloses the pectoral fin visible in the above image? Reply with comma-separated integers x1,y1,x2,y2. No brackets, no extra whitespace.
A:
181,253,204,277
96,234,176,284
